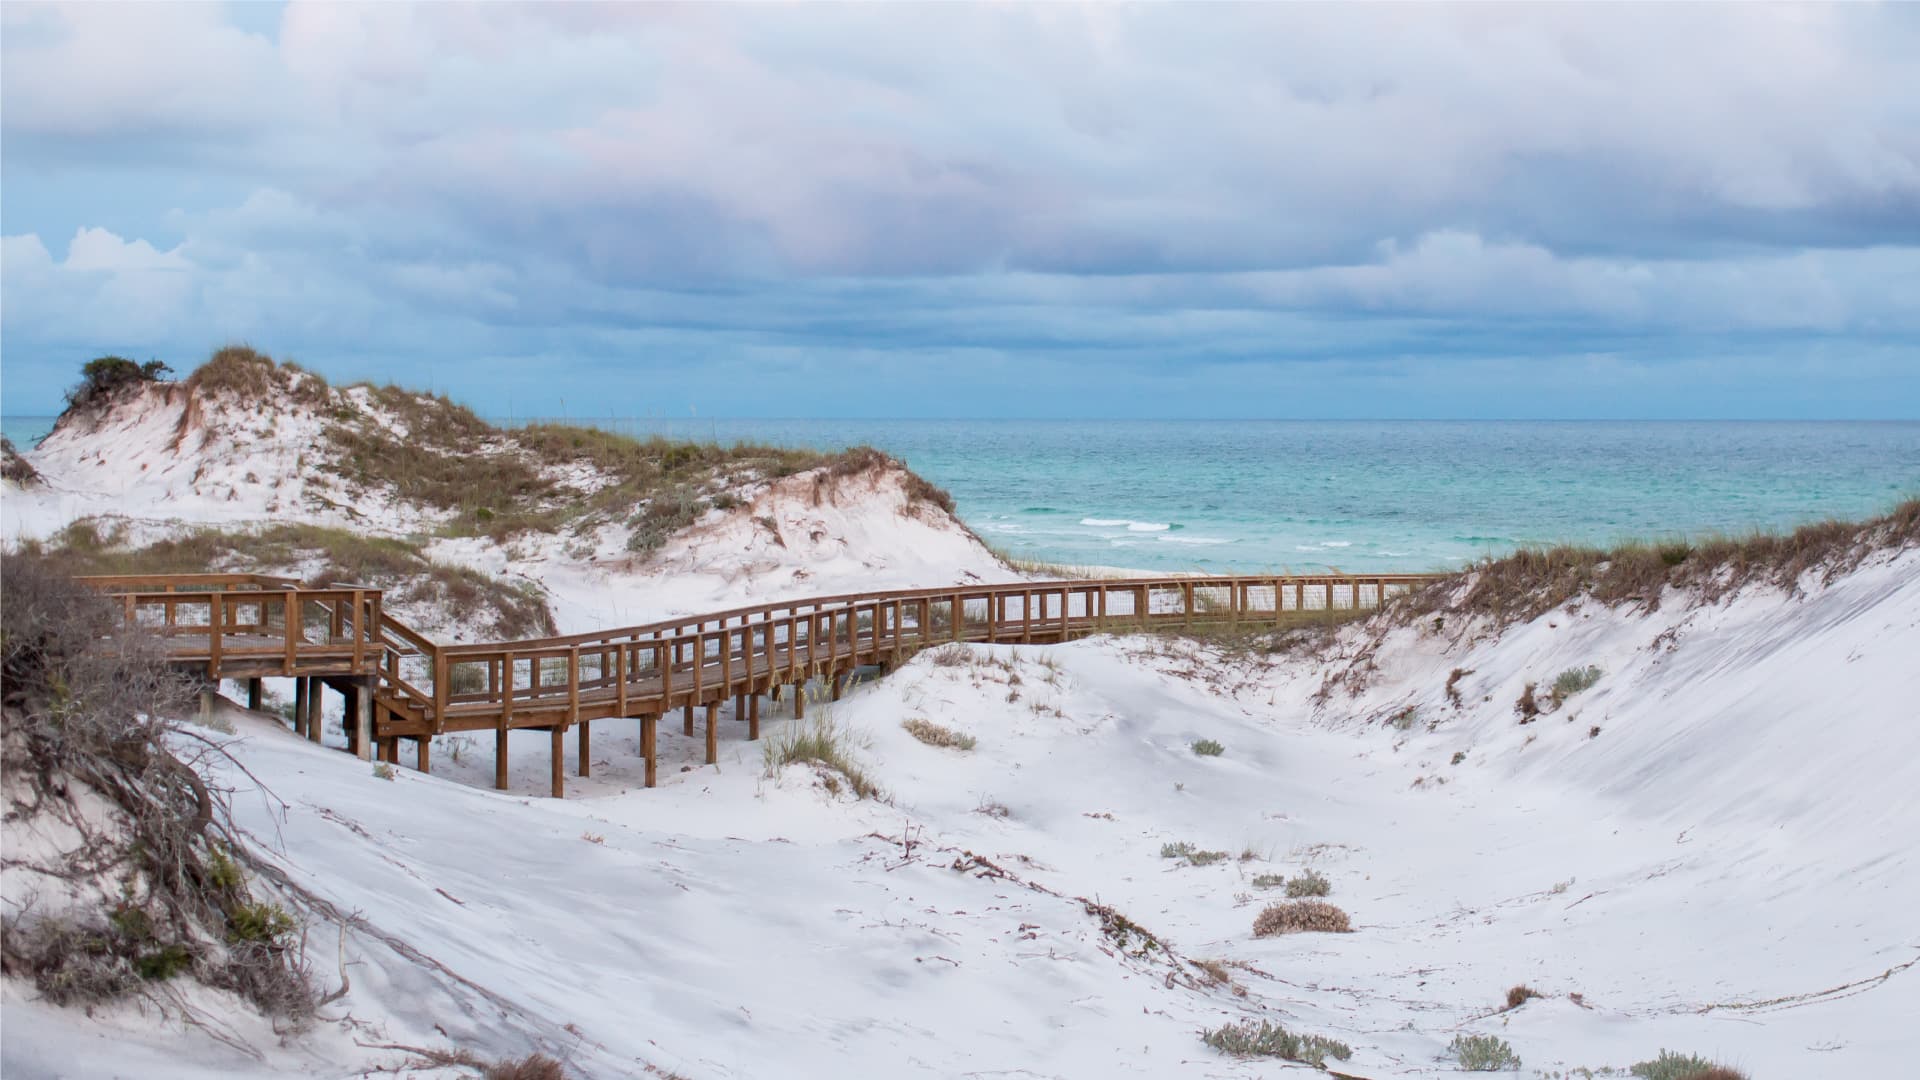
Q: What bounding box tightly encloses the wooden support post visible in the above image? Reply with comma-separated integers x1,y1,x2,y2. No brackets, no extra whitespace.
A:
354,679,373,762
795,682,806,719
748,693,760,741
642,714,658,788
578,720,591,778
294,677,309,737
831,672,844,701
551,726,565,798
704,701,719,765
736,692,747,721
416,735,430,774
247,677,263,712
199,686,214,727
306,678,323,743
497,654,513,791
683,702,695,736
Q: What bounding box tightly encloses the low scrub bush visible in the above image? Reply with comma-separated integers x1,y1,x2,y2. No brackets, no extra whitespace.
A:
1191,738,1225,757
1550,665,1602,706
1285,868,1331,897
1200,1019,1351,1066
1449,1034,1521,1071
1252,900,1351,936
66,354,172,409
1631,1050,1748,1080
1251,873,1287,889
1504,984,1541,1009
900,717,976,750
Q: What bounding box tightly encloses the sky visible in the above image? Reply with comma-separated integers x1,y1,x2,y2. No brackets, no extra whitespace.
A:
3,2,1918,420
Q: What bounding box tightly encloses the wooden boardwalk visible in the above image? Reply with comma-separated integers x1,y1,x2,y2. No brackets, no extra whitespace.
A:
89,570,1439,797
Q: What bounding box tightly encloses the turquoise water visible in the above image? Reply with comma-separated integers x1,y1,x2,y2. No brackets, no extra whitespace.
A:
6,415,1916,573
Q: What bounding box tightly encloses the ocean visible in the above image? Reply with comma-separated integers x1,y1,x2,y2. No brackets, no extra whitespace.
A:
6,415,1916,574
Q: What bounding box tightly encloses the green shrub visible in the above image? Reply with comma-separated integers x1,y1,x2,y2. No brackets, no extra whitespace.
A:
1252,873,1287,888
1389,705,1418,731
1191,738,1225,757
1285,869,1330,897
226,901,296,943
1160,841,1196,859
67,355,171,408
1550,665,1603,706
1449,1034,1521,1071
1201,1019,1351,1065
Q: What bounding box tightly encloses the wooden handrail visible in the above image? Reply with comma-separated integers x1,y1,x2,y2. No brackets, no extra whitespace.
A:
84,570,1442,772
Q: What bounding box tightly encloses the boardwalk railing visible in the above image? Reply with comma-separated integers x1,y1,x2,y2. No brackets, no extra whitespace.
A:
86,571,1438,797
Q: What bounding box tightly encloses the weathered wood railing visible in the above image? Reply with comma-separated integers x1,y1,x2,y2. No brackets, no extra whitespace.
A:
87,571,1439,797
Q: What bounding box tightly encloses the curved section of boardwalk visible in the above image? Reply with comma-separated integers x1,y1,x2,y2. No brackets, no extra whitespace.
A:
90,570,1439,797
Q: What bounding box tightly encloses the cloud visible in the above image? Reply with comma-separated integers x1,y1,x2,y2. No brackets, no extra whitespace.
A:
1,4,1916,416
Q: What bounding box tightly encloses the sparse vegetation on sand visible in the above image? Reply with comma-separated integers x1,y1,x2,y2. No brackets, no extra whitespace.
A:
1631,1050,1749,1080
1400,498,1920,622
763,715,883,800
1159,840,1229,865
1251,873,1287,889
1504,984,1541,1009
1449,1033,1521,1071
0,555,316,1019
1201,1019,1352,1065
1252,900,1351,936
901,717,976,750
83,347,959,547
1190,738,1225,757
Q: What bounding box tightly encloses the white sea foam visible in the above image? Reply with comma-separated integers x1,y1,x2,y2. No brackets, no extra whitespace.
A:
1127,521,1170,532
1080,517,1130,527
1320,540,1352,548
1158,535,1232,545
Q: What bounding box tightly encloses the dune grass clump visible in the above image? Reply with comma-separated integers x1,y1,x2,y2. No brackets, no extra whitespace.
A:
1201,1019,1352,1065
900,718,976,751
1504,984,1541,1009
1285,868,1331,898
1397,498,1920,623
2,435,40,485
762,715,882,800
1191,738,1225,757
1514,682,1541,723
1251,873,1287,889
1449,1034,1521,1071
1252,900,1351,936
1631,1050,1748,1080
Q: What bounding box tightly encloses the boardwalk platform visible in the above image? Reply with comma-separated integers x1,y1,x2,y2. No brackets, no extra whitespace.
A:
88,570,1440,798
